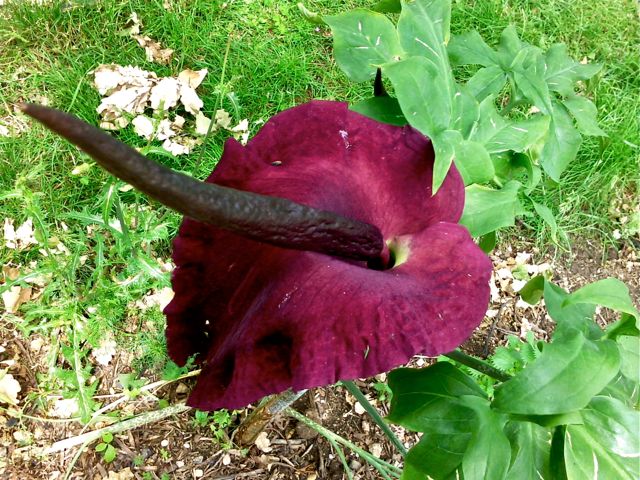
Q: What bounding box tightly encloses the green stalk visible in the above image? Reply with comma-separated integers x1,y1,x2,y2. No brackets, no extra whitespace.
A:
285,407,402,478
340,380,407,456
444,349,512,382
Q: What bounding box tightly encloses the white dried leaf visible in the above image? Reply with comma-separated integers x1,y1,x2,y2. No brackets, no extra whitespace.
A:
4,218,38,250
0,370,21,405
156,119,177,140
0,124,9,137
178,68,207,89
254,431,272,453
215,109,231,129
150,77,180,111
179,84,203,115
121,12,142,36
371,443,383,458
354,401,365,415
49,398,79,418
107,468,135,480
93,338,118,366
195,112,213,135
162,139,189,155
132,115,155,140
173,115,186,129
512,279,527,292
135,287,175,311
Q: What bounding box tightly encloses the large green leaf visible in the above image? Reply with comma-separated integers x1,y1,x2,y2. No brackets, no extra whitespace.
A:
325,10,403,82
544,43,602,97
397,0,451,60
470,97,549,154
564,396,640,479
617,336,640,383
492,332,621,415
459,396,511,480
384,56,452,135
598,373,639,408
451,86,479,139
539,100,582,182
454,140,494,185
563,278,640,323
349,96,408,126
504,421,551,480
562,94,606,137
448,30,499,67
466,66,507,101
402,411,472,480
459,181,521,237
387,363,486,431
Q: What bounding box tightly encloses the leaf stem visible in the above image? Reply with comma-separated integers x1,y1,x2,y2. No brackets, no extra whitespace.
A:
444,349,512,382
285,407,402,478
340,380,407,456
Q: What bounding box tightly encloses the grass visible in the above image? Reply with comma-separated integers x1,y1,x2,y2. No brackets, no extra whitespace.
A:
0,0,637,439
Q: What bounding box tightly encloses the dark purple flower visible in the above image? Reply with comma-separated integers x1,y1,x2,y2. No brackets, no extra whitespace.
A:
164,101,492,410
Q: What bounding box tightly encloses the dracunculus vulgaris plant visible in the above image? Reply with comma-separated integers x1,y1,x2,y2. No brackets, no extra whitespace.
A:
22,100,491,410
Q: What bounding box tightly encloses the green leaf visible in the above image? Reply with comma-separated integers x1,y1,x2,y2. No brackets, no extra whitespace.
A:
431,130,461,192
509,411,582,429
451,86,479,139
504,421,551,480
598,373,639,408
470,98,549,154
513,63,553,115
492,332,621,415
325,10,403,82
459,396,511,480
544,43,602,97
466,66,507,101
606,313,640,339
518,275,545,305
531,201,558,243
297,3,324,25
459,181,521,237
550,426,568,480
478,230,497,253
349,96,408,126
403,423,470,480
384,56,452,135
563,278,640,324
496,25,524,68
399,461,428,480
562,94,606,137
104,444,117,463
617,336,640,383
101,432,114,443
564,397,640,479
448,30,499,67
388,362,486,431
454,140,494,185
95,442,107,452
539,100,582,182
372,0,402,14
511,153,542,193
397,0,452,60
543,281,602,341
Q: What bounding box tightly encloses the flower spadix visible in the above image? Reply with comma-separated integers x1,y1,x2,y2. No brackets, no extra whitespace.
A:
23,101,491,410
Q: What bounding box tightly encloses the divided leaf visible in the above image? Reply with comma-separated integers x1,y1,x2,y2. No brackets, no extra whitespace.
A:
459,181,521,237
325,10,403,82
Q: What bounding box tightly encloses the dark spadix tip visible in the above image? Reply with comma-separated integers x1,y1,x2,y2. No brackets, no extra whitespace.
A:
22,103,385,262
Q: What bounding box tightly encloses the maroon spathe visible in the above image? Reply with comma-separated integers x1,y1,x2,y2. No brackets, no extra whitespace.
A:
164,101,492,410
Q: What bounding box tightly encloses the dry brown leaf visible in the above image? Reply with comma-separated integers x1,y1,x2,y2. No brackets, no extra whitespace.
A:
133,35,174,64
2,285,32,314
178,68,208,89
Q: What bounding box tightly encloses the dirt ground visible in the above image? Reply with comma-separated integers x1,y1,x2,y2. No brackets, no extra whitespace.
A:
1,235,638,480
